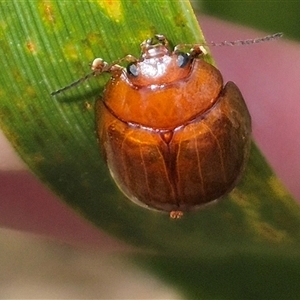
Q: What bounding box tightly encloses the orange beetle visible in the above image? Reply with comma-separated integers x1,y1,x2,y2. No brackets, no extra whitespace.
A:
96,34,251,214
52,33,282,216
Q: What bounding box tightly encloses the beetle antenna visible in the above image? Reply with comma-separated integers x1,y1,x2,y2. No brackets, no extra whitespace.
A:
50,71,96,96
208,32,283,47
50,55,137,97
174,33,282,55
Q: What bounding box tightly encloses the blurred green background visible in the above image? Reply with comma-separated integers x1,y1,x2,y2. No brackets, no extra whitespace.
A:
198,0,299,40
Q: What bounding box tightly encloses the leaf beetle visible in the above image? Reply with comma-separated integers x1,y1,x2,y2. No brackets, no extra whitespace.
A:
52,33,282,217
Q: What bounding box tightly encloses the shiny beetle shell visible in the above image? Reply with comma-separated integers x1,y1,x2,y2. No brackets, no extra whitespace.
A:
96,35,252,213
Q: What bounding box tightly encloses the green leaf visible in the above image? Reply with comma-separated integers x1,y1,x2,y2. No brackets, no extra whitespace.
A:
1,1,300,298
201,0,300,40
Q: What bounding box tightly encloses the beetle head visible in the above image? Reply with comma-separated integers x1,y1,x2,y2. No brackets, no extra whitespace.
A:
125,34,192,87
140,34,170,59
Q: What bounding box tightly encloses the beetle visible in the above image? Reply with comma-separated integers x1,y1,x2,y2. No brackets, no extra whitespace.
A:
51,33,282,217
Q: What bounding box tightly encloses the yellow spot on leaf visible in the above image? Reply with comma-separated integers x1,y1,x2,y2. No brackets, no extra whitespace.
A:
253,221,289,243
25,86,37,98
97,0,123,22
268,175,299,212
229,189,291,244
63,43,79,60
33,153,45,164
26,41,37,54
39,0,56,25
0,20,7,38
268,175,289,198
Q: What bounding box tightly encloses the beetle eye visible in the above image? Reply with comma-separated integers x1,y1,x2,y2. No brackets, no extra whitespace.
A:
177,52,190,68
127,63,138,76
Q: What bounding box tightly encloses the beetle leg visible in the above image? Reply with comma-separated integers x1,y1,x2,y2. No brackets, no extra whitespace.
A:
109,55,138,69
174,43,208,59
169,211,184,219
189,45,208,58
93,55,139,74
91,58,109,73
